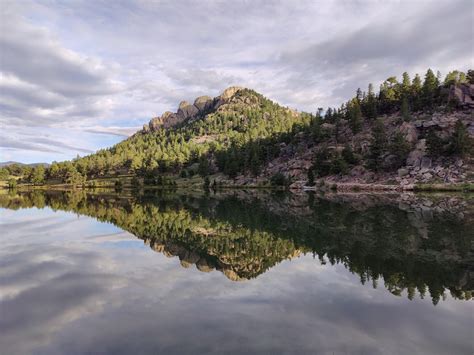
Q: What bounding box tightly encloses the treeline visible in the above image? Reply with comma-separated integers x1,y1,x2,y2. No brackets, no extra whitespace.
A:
2,69,472,185
321,69,473,132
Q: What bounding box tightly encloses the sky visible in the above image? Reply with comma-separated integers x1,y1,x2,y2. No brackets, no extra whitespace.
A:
0,0,472,163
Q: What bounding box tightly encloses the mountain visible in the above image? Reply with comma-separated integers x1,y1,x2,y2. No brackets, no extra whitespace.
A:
4,68,474,190
0,161,50,168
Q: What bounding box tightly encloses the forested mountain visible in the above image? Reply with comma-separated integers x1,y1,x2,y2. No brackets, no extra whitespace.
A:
3,68,473,189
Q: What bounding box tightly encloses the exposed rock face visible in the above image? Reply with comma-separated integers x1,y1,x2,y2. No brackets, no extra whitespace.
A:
399,122,418,144
149,111,183,130
145,86,244,132
220,86,243,100
449,83,474,109
215,86,243,108
194,95,214,112
177,101,199,120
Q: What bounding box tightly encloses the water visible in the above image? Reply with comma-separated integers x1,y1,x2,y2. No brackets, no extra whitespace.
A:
0,190,472,355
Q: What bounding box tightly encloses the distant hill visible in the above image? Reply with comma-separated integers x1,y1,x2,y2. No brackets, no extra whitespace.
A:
0,161,50,168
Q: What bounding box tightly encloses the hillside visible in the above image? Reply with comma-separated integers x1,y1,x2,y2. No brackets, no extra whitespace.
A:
3,68,473,191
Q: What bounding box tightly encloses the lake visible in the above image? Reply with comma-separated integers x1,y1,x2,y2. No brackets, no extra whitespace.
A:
0,189,472,355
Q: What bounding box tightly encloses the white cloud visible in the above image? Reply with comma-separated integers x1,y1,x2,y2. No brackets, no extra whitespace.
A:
0,0,472,162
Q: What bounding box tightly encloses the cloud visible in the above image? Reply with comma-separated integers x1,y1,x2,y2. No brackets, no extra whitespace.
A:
278,0,473,106
84,126,141,137
0,0,472,162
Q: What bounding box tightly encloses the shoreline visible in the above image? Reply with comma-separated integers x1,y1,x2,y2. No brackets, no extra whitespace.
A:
2,181,473,193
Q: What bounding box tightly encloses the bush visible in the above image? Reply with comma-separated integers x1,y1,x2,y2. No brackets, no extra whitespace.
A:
449,120,471,157
270,172,289,187
330,154,349,175
389,132,411,169
341,144,359,165
426,130,445,156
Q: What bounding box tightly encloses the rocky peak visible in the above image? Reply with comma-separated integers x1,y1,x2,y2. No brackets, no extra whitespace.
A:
194,95,213,112
145,86,247,132
177,101,199,120
219,86,243,100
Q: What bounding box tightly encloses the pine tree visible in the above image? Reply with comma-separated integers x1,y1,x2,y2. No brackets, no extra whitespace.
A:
389,132,410,169
367,120,387,171
411,74,422,111
422,69,438,110
342,143,358,165
426,130,445,156
401,72,411,96
348,99,363,134
450,120,471,157
365,83,377,120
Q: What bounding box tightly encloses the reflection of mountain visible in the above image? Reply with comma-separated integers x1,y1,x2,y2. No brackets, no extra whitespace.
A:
0,190,472,304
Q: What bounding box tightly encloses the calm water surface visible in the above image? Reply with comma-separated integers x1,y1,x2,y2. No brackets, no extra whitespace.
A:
0,190,472,355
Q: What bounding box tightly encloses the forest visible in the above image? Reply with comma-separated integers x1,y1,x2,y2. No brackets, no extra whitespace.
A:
2,69,472,187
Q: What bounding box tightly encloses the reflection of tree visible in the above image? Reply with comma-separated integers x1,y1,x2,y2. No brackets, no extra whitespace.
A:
0,190,472,304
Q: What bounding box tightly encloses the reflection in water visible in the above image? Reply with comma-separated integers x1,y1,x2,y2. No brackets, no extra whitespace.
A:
1,189,472,304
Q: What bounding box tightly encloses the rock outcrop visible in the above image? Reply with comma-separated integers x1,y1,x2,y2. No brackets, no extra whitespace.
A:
177,101,199,120
194,95,214,112
146,86,244,132
449,83,474,109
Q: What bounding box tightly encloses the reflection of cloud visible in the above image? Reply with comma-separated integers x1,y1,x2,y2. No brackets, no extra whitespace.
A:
1,207,472,355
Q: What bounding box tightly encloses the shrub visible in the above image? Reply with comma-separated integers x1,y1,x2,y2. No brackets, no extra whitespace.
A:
342,144,359,165
426,130,445,156
330,154,349,175
449,120,471,157
270,172,289,187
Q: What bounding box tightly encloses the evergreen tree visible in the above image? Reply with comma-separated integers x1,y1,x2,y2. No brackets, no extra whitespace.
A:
422,69,438,110
389,132,410,169
367,120,387,171
449,120,471,157
410,74,422,111
467,70,474,84
365,83,377,120
342,144,358,165
426,130,445,156
401,72,411,96
348,99,363,134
